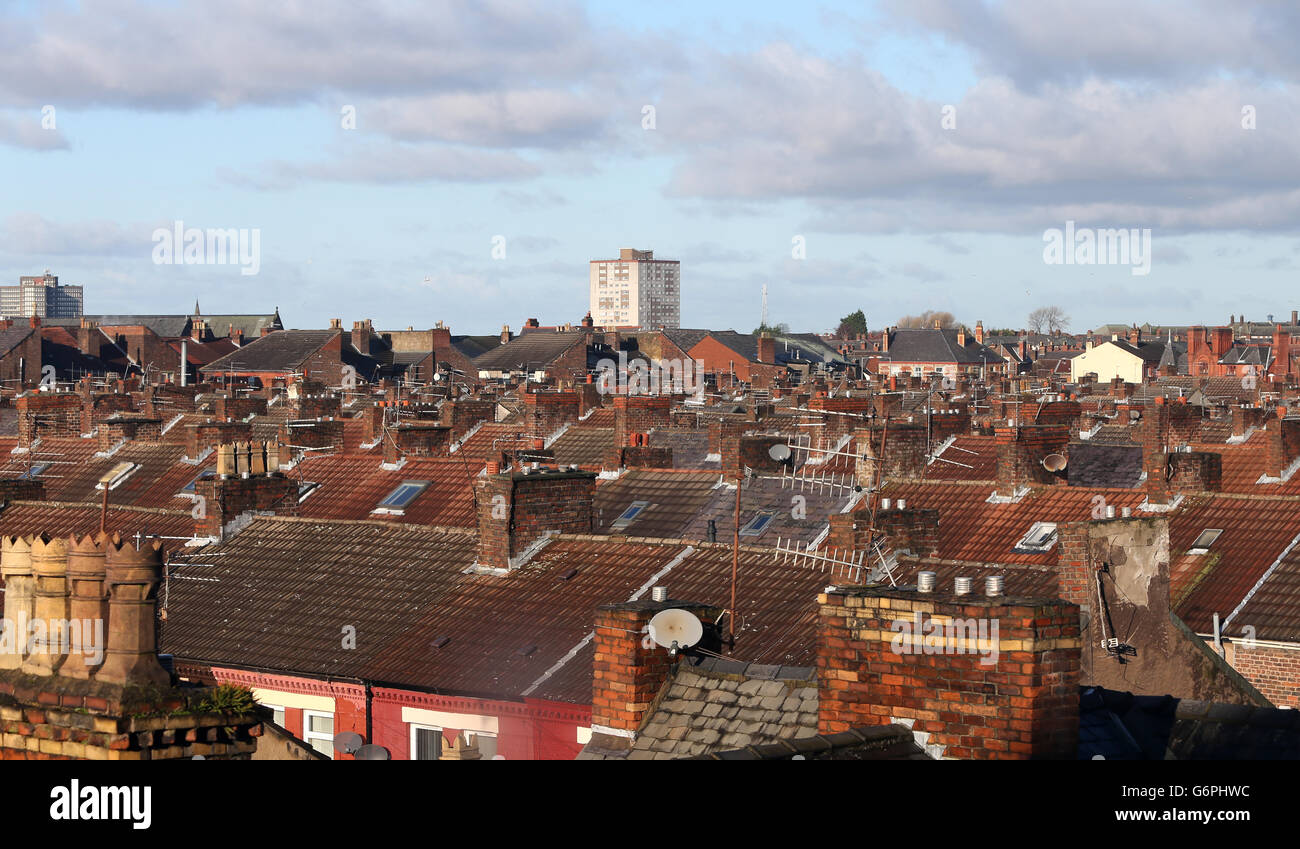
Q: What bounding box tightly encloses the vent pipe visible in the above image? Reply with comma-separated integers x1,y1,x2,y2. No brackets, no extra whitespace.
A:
954,576,973,595
985,575,1005,596
651,586,668,602
917,571,936,593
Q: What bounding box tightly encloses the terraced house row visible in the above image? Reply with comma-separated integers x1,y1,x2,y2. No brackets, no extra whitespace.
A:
2,306,1300,759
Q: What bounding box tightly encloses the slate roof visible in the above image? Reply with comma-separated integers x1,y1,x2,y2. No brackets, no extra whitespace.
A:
884,328,1006,365
0,326,34,357
1078,686,1300,759
594,470,722,537
1109,339,1168,363
687,724,930,760
662,328,712,353
45,315,192,337
450,335,502,359
203,329,339,375
578,658,818,760
471,331,587,372
1066,442,1143,488
548,426,614,467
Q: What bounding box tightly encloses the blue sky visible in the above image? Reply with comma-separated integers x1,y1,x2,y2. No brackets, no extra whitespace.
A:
2,0,1298,335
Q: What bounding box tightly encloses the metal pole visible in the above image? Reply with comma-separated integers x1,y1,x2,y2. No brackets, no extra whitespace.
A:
730,473,740,652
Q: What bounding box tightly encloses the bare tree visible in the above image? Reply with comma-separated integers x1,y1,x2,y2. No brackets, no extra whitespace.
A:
1028,306,1070,335
897,310,958,329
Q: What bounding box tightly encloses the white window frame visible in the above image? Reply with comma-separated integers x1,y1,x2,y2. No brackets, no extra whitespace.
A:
410,723,443,761
302,710,335,760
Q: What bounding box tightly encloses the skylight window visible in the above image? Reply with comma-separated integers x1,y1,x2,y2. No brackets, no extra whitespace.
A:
739,513,775,537
180,469,217,494
18,463,49,480
1189,528,1223,554
96,462,141,491
611,500,650,530
1013,522,1058,554
373,480,429,514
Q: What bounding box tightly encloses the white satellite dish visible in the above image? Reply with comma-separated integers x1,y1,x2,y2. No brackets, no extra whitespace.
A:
768,443,792,462
647,608,704,651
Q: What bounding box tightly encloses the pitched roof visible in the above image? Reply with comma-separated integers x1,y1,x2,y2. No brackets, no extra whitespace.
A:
1066,442,1143,488
471,331,587,371
202,329,339,374
0,326,34,357
578,659,817,760
885,328,1006,365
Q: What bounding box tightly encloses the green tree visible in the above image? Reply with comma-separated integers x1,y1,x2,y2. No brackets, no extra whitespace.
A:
836,309,868,338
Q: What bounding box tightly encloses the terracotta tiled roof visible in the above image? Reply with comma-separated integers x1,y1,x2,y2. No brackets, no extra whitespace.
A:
1168,494,1300,634
877,481,1148,565
0,439,200,509
927,435,997,481
290,454,479,527
0,500,198,554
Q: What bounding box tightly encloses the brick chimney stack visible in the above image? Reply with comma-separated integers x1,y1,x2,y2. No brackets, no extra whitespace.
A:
974,321,984,345
63,533,110,678
589,598,723,751
816,585,1081,759
96,536,170,687
0,536,34,670
22,535,71,676
352,319,373,355
1139,398,1172,504
475,467,597,570
757,332,776,364
194,440,295,538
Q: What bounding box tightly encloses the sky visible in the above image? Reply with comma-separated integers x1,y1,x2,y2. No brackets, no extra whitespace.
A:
1,0,1298,336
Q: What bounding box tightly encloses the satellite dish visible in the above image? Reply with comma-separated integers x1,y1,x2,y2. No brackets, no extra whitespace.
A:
647,608,704,651
1042,453,1067,472
334,731,364,754
353,744,390,760
768,443,792,462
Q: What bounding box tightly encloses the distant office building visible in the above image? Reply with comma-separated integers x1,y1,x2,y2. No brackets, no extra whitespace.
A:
0,271,84,319
589,248,680,330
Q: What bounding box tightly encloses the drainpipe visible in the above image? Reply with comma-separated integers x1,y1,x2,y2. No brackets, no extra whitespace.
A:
1213,612,1223,657
181,340,188,387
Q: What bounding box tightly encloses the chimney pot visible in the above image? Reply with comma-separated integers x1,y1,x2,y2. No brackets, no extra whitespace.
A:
954,576,973,595
984,575,1004,596
916,571,936,593
651,586,668,602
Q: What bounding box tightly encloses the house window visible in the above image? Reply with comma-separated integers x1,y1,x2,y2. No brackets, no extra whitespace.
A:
374,480,430,514
263,703,286,728
18,463,49,480
611,500,650,529
303,711,335,759
739,513,774,537
1189,528,1223,554
180,468,217,494
1013,522,1058,553
411,725,442,760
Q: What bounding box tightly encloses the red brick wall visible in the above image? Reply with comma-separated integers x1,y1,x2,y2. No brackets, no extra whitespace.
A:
16,393,82,446
816,586,1081,759
526,391,580,438
475,469,596,569
994,424,1070,494
442,399,496,441
1230,643,1300,707
194,473,297,537
613,395,671,447
1167,451,1222,493
187,421,252,458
